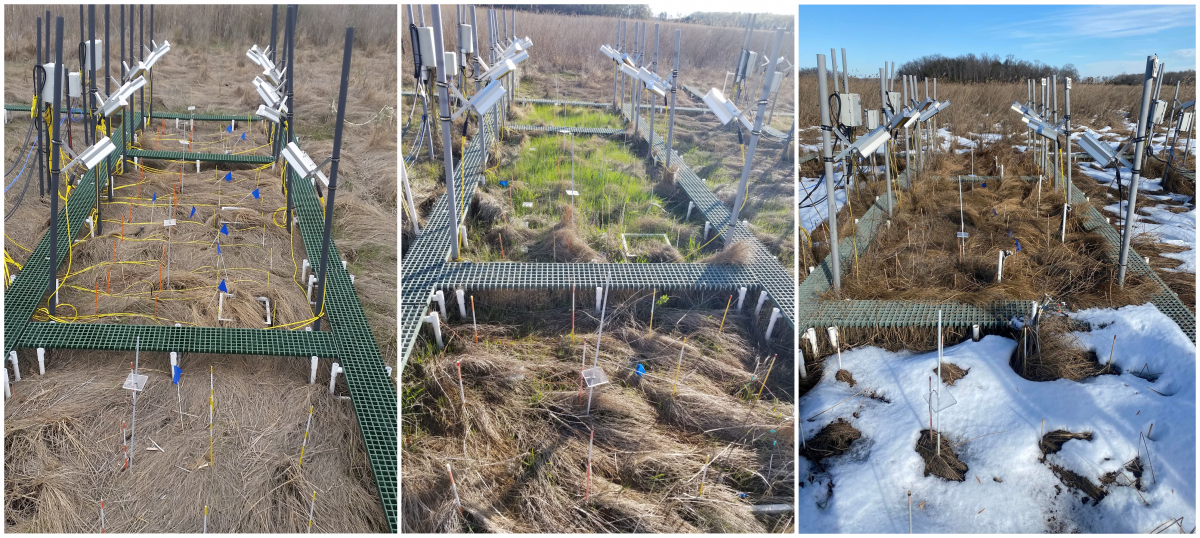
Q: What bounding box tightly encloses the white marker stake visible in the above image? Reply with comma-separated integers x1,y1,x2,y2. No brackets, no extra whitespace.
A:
101,499,106,533
3,367,9,399
585,429,594,502
203,506,208,533
37,348,45,375
8,351,19,381
306,491,316,533
936,311,943,455
299,405,313,467
456,360,466,406
447,463,463,514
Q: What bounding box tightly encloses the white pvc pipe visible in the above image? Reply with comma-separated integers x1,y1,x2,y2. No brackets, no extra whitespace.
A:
765,308,781,342
703,221,711,241
329,362,343,394
170,351,178,369
196,160,200,173
423,312,443,348
257,297,271,324
310,356,319,384
459,225,469,249
2,367,9,399
431,290,447,319
736,287,747,310
595,286,603,313
802,327,818,365
686,201,694,220
301,259,311,282
8,351,19,382
455,289,467,318
754,290,769,317
972,324,981,342
826,326,842,370
36,348,46,375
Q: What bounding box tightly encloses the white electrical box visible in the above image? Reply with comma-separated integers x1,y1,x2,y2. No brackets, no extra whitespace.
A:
458,24,474,54
1150,99,1167,124
886,91,902,113
1180,112,1193,132
838,93,862,127
83,40,102,71
39,63,66,104
866,109,879,130
416,27,436,70
746,51,758,75
443,51,457,73
67,72,82,98
769,71,783,93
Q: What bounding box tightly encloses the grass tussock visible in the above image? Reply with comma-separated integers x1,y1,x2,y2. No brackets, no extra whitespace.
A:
1010,316,1117,382
915,430,968,482
800,419,860,469
402,290,794,533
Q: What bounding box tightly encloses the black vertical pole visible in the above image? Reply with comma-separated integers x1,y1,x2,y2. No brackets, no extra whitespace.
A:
269,5,278,65
149,5,153,124
76,5,85,147
120,5,126,155
138,5,143,131
50,16,64,312
36,16,45,198
313,26,354,331
89,5,101,234
105,5,112,201
282,5,295,227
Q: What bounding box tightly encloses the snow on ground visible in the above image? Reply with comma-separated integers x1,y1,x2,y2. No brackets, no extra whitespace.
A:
799,169,847,234
798,304,1195,533
1102,200,1196,273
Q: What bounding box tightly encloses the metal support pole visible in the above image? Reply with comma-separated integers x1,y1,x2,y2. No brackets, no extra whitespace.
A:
313,26,353,331
1052,75,1059,189
880,67,892,217
817,53,841,290
88,6,97,149
139,5,143,128
104,6,111,203
1117,56,1160,287
49,16,64,312
840,48,849,97
80,5,88,146
647,23,659,162
432,7,461,261
633,22,643,136
830,48,839,94
36,16,45,198
725,29,783,247
902,73,911,178
612,20,619,109
665,29,680,168
281,5,295,224
1065,77,1073,205
270,5,278,65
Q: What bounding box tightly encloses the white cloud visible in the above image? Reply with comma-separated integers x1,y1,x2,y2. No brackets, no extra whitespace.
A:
1173,48,1196,59
998,5,1195,40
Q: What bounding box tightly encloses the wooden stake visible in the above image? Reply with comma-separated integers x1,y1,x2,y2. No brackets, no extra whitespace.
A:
1105,335,1116,373
470,296,478,342
647,288,656,335
718,295,733,332
756,354,777,400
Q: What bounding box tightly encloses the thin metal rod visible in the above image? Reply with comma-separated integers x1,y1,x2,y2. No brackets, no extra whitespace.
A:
664,29,680,168
726,29,783,247
49,16,64,312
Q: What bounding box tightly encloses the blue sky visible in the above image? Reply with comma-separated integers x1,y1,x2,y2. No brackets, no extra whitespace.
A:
798,4,1196,78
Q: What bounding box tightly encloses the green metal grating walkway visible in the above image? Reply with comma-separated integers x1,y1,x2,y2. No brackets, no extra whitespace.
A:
798,171,1195,342
4,110,397,531
126,148,274,164
402,97,797,369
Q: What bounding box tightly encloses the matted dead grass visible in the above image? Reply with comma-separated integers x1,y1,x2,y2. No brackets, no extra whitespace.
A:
402,289,794,533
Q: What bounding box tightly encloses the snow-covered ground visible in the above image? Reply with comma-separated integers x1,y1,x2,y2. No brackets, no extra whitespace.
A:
799,304,1195,533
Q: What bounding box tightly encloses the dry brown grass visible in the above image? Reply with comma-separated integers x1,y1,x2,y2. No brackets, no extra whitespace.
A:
799,419,860,469
4,350,385,532
915,429,967,482
402,289,794,533
1010,316,1118,382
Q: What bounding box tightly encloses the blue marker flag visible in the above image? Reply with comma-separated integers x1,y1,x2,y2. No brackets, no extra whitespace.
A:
217,242,222,255
1007,229,1013,237
499,180,508,187
992,208,997,216
224,172,233,182
980,182,987,188
152,192,157,202
252,188,260,199
172,365,182,384
636,364,646,377
240,132,246,141
1015,239,1023,252
221,223,229,235
218,279,228,292
226,124,233,133
190,206,196,218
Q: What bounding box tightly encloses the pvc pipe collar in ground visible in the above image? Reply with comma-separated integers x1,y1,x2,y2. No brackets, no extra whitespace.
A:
37,348,46,375
329,362,343,394
754,290,768,317
765,308,781,341
8,351,19,382
423,312,443,348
